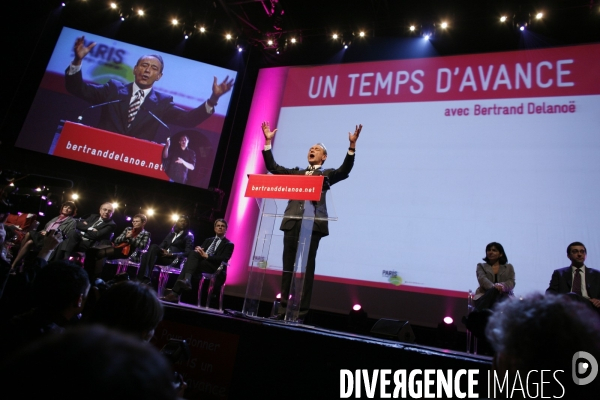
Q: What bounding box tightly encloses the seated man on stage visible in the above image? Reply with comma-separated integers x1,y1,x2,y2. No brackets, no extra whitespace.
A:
82,214,151,282
10,201,77,272
546,241,600,311
136,216,193,284
65,36,234,141
162,219,234,304
53,202,116,263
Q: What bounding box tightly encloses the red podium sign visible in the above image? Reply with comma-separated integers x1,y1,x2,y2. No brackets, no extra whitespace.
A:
245,174,323,201
52,121,170,181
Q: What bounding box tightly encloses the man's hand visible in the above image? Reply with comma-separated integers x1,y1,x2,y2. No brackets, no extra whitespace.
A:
72,36,96,66
261,121,277,145
194,246,209,259
590,298,600,308
165,137,171,148
125,229,133,238
175,157,184,164
208,76,234,106
349,124,362,148
161,248,170,256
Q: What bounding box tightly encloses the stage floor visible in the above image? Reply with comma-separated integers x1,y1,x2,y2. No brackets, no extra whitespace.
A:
153,301,491,399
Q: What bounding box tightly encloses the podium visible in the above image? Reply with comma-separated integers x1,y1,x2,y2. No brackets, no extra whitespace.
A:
50,121,170,181
242,174,337,323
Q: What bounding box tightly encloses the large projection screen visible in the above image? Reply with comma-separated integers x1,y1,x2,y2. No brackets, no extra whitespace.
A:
226,43,600,326
15,27,236,189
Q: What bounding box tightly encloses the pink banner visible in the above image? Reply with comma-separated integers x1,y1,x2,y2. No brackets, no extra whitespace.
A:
53,121,169,180
281,44,600,106
245,174,323,201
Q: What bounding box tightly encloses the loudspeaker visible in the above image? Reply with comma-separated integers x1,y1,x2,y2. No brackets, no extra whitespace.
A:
370,319,416,343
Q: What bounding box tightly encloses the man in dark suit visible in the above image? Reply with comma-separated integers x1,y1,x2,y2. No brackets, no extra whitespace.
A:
162,219,234,304
546,241,600,310
260,121,362,320
136,216,194,283
53,202,116,262
64,36,234,141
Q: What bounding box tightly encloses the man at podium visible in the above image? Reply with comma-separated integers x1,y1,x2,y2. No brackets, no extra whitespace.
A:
64,36,234,142
260,121,362,320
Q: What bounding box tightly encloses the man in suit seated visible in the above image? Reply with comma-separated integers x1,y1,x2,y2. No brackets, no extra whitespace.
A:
82,213,151,282
53,202,116,264
546,241,600,311
162,219,233,304
136,216,194,284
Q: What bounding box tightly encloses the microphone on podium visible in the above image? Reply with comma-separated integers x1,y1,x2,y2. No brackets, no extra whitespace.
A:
148,111,171,132
77,99,125,123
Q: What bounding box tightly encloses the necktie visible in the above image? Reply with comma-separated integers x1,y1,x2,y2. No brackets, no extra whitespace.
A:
127,90,144,127
206,237,219,256
572,268,582,295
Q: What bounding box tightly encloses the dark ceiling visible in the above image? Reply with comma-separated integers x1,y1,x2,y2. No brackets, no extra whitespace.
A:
12,1,600,67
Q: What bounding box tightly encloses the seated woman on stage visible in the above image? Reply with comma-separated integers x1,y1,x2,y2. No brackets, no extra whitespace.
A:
83,214,150,282
474,241,515,310
464,242,515,340
10,201,77,272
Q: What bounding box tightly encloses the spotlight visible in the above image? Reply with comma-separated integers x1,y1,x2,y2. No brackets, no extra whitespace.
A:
270,293,283,317
290,37,296,43
424,34,430,40
409,25,415,32
111,202,119,209
171,214,179,222
500,16,507,22
535,12,543,20
238,47,243,52
38,212,45,216
147,209,155,216
267,39,273,46
437,316,458,348
125,216,132,221
440,22,448,29
344,44,348,49
359,31,365,37
137,9,144,16
225,34,232,40
520,25,525,31
348,304,368,333
120,16,125,21
71,193,79,200
35,187,42,192
332,33,338,39
110,2,117,9
199,26,205,33
184,34,189,39
171,19,178,26
47,201,53,206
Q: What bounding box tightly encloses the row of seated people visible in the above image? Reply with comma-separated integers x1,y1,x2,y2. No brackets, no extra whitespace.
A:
7,201,234,305
465,240,600,344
